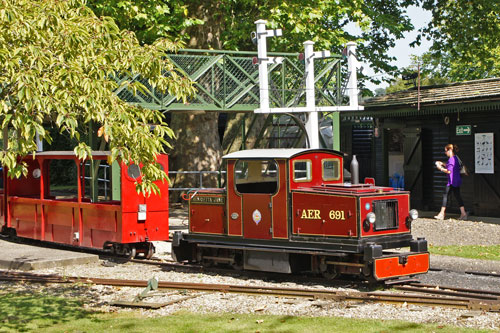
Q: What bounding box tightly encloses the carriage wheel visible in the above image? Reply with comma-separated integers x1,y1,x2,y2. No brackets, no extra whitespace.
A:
123,245,136,260
145,243,155,260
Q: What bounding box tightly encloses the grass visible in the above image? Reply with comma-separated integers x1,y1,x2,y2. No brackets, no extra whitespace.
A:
0,289,94,332
0,290,492,333
429,244,500,261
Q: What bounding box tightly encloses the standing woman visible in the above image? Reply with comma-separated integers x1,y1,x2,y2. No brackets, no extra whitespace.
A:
434,144,467,220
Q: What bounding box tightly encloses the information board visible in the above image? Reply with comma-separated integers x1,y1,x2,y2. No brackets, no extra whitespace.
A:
475,133,494,174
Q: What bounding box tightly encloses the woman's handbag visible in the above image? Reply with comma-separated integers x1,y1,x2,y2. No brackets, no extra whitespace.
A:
457,156,469,176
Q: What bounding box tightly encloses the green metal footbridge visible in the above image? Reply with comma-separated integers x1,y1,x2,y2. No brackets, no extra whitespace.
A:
116,49,348,150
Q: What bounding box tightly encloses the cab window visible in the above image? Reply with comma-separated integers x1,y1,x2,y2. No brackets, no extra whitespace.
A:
293,160,312,182
322,159,340,181
235,159,278,194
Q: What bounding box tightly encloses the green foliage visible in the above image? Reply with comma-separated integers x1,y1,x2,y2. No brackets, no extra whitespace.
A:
420,0,500,81
430,244,500,261
0,0,195,195
87,0,203,45
250,0,418,85
88,0,421,88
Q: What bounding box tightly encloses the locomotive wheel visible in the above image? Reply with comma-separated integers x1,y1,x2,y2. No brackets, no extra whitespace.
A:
321,265,338,279
171,246,180,262
319,258,338,279
230,251,244,271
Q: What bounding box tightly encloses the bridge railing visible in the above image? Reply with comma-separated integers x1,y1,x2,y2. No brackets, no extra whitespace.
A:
115,49,344,112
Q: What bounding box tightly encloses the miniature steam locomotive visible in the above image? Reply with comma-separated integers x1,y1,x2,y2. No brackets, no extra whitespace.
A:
172,148,429,280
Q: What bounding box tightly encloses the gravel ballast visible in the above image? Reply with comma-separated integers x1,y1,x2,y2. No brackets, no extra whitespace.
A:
2,216,500,330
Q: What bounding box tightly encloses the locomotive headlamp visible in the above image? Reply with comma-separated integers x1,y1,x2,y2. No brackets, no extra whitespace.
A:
366,212,376,224
409,209,419,220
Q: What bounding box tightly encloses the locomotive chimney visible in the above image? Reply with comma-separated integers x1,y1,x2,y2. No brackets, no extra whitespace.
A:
350,155,359,184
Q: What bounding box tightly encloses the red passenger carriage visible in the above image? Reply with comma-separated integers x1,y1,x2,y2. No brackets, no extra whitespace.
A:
172,148,429,280
0,151,169,258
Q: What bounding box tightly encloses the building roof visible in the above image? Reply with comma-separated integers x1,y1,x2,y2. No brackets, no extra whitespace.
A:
364,77,500,109
223,148,341,160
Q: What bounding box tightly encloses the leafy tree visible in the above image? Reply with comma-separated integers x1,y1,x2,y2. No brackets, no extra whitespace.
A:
0,0,195,194
87,0,203,45
87,0,422,196
419,0,500,81
90,0,420,85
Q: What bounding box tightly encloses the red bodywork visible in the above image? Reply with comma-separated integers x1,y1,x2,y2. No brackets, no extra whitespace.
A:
187,148,429,280
0,152,169,249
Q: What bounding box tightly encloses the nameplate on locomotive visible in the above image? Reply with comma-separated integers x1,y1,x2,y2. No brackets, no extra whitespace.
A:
191,195,226,205
301,209,346,220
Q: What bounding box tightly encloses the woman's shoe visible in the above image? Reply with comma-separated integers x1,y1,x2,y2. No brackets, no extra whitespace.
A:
434,214,444,220
458,214,468,221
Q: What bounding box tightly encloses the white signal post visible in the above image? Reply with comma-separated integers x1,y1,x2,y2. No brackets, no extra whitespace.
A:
346,42,359,108
304,41,331,148
255,19,283,114
253,20,364,148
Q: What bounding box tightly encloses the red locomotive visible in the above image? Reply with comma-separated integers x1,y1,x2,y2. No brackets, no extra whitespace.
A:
0,151,169,259
172,148,429,280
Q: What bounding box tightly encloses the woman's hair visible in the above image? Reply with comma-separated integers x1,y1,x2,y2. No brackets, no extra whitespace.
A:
445,144,459,153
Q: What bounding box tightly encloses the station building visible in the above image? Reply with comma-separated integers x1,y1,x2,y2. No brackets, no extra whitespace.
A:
342,77,500,217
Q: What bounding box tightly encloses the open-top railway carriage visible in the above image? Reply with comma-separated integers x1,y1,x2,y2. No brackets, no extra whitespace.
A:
0,151,169,259
173,148,429,280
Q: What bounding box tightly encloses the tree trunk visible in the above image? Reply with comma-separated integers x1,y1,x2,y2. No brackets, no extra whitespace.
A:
168,2,225,201
222,113,271,153
169,112,222,202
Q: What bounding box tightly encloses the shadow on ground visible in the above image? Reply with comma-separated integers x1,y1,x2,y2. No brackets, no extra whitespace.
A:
0,286,99,332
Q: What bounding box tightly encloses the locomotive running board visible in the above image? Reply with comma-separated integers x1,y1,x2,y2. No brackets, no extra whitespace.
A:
373,252,430,280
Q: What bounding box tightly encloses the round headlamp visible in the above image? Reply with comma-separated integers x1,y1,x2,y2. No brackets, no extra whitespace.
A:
409,209,419,220
366,212,376,224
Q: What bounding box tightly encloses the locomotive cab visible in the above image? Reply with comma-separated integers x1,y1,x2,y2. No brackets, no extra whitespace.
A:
173,148,429,281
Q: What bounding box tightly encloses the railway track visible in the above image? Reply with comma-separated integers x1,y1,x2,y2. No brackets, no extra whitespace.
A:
1,270,500,312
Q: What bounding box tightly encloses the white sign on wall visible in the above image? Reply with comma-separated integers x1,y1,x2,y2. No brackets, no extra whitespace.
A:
475,133,494,174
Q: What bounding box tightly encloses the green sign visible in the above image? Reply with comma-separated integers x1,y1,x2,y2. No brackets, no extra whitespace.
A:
456,125,471,136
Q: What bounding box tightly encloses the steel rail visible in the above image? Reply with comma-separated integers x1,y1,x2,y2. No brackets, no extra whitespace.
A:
395,285,500,301
2,270,500,311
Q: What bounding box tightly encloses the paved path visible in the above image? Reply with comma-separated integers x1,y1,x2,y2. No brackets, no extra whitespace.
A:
0,237,98,271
